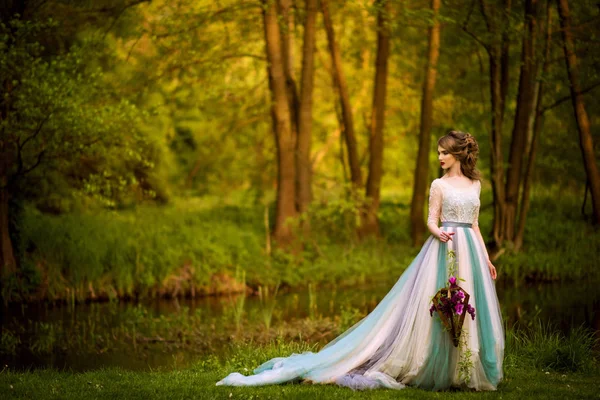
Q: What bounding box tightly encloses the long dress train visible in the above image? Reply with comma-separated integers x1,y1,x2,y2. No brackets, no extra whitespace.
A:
216,178,504,391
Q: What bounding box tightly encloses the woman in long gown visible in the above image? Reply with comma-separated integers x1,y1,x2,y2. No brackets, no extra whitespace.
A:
216,131,504,391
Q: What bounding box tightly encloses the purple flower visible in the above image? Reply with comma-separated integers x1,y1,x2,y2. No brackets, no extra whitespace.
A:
429,304,436,317
455,303,464,315
448,276,457,286
466,304,476,320
451,293,464,304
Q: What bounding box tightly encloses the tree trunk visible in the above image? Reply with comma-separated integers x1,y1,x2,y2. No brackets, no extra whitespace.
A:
279,0,296,79
557,0,600,224
488,49,507,251
500,0,511,123
262,0,297,245
296,0,317,217
410,0,441,247
504,0,539,242
321,0,363,190
360,0,390,238
0,186,16,279
1,49,17,281
479,0,510,254
278,0,300,167
515,2,552,251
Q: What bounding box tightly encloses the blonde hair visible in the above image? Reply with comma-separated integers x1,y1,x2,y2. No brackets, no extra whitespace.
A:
437,130,482,181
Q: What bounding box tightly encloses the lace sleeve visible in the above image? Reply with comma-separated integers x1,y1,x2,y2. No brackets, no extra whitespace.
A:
473,180,481,228
427,179,442,226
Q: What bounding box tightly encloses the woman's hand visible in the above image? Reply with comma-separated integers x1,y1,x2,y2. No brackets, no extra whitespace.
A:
437,230,455,243
487,259,497,280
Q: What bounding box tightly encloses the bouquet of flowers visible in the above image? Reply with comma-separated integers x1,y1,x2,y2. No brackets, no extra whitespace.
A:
429,275,476,347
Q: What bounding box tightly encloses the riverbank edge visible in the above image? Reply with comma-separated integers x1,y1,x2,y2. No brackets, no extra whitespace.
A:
10,196,599,305
6,267,595,307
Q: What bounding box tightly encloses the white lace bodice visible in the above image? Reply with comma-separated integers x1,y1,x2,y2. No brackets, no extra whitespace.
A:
427,178,481,227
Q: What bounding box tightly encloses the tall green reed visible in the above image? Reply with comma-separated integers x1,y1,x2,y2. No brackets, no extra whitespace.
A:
308,283,318,320
228,267,246,332
258,283,279,331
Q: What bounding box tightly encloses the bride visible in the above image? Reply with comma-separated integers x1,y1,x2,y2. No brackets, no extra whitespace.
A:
216,130,504,391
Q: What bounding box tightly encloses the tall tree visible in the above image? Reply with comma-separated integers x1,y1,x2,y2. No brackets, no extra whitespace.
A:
557,0,600,224
360,0,391,238
475,0,512,248
504,0,540,242
296,0,318,217
321,0,363,192
515,2,552,251
464,0,547,255
262,0,297,244
461,0,600,256
278,0,300,166
0,0,29,279
410,0,441,246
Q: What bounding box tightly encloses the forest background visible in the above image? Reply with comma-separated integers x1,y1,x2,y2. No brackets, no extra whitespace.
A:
1,0,599,304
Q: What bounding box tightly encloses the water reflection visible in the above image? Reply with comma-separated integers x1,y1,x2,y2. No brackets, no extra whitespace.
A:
2,280,599,371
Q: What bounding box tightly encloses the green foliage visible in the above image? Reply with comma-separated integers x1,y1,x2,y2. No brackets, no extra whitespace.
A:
29,322,59,354
506,321,599,374
379,200,412,244
16,199,416,301
0,16,154,209
300,185,366,244
10,179,598,303
496,184,600,283
0,329,21,355
336,305,364,334
2,0,597,204
18,202,264,300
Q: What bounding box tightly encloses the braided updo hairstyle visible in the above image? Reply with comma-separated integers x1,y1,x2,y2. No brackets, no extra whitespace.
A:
437,130,482,181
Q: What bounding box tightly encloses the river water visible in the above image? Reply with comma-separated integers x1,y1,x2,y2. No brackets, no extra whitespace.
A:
2,279,599,371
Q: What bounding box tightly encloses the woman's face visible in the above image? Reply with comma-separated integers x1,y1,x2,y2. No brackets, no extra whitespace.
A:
437,146,457,170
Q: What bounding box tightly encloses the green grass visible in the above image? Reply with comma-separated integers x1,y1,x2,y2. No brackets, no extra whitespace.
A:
1,333,598,400
1,367,598,400
506,321,600,373
10,183,600,302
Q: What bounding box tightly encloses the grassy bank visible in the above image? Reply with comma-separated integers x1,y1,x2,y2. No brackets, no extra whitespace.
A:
1,363,598,399
11,184,600,302
1,323,598,399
